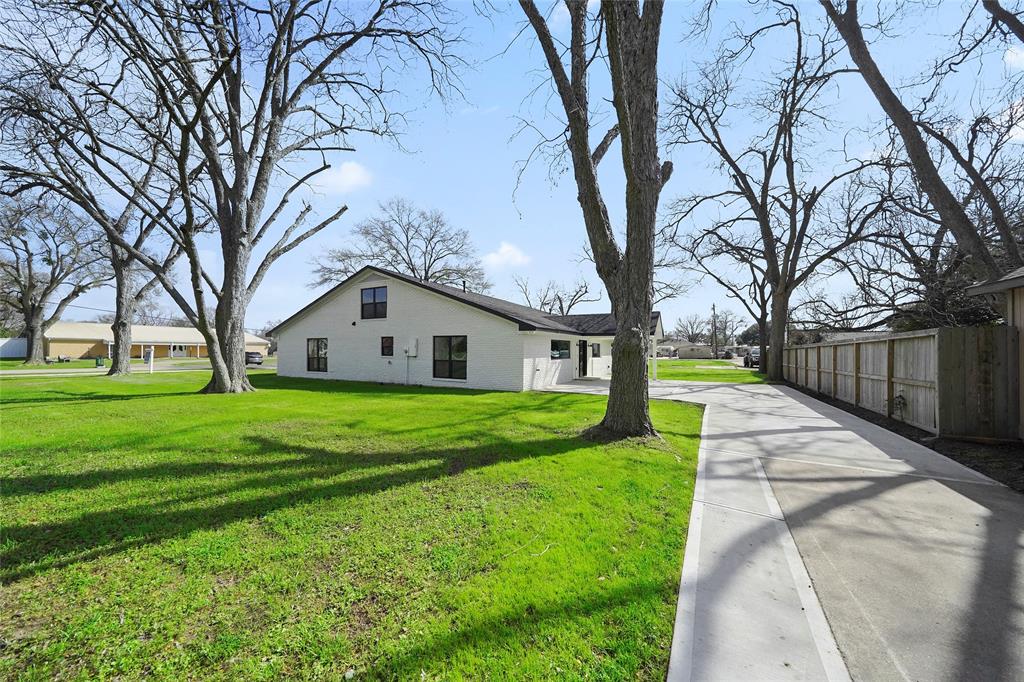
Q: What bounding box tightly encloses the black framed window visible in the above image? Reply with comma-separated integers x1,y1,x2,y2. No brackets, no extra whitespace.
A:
550,339,571,359
381,336,394,357
433,335,467,379
591,343,601,358
306,338,327,372
361,286,387,319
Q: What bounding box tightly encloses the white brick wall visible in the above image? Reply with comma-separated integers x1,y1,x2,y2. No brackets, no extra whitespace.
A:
276,272,526,391
588,337,614,378
521,332,615,389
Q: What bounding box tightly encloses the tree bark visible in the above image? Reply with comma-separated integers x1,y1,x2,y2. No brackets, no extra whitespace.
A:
821,0,1003,280
602,288,655,437
24,318,45,364
767,294,789,381
200,244,254,394
201,323,253,393
520,0,667,439
983,0,1024,44
758,317,769,374
107,259,135,375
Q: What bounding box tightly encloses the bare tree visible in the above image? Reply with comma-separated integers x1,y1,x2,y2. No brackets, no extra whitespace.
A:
0,198,109,363
666,222,772,370
672,313,708,343
820,0,1019,280
712,309,745,347
311,198,490,292
796,151,1009,331
664,3,890,380
983,0,1024,45
0,0,461,392
514,275,601,315
93,292,185,327
580,237,688,304
519,0,673,438
0,35,186,375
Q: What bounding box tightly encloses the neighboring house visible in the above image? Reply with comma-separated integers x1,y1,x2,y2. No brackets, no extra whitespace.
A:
44,321,270,360
663,342,713,359
271,266,664,391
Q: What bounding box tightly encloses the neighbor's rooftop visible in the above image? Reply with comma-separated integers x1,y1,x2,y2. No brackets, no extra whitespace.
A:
45,321,268,346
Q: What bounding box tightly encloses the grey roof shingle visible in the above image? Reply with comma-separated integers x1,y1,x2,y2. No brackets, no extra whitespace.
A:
966,265,1024,296
272,265,661,337
547,312,661,336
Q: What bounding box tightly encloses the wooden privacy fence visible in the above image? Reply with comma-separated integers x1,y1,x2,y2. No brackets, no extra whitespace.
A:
783,327,1020,440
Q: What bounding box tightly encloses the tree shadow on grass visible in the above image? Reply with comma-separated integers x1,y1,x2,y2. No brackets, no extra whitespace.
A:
1,433,589,583
1,391,584,495
0,389,198,407
373,579,672,677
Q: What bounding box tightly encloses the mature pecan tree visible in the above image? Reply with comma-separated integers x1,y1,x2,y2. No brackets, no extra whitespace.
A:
520,0,672,437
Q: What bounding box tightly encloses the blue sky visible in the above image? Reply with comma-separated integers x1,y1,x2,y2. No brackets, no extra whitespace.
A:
62,1,1022,335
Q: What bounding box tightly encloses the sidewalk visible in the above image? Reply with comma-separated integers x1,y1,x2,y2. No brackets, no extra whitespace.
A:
548,379,1024,681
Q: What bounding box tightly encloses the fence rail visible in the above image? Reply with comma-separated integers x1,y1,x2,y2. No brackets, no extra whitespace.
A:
784,327,1019,439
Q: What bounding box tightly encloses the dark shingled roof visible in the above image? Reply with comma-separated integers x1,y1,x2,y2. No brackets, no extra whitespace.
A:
548,312,661,336
271,265,661,337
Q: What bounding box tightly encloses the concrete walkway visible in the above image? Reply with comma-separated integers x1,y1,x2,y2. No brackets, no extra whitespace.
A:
548,379,1024,681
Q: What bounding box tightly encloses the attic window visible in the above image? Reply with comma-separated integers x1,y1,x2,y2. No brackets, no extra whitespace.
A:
361,286,387,319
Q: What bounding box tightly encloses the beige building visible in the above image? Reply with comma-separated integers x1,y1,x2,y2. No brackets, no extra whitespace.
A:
44,321,269,360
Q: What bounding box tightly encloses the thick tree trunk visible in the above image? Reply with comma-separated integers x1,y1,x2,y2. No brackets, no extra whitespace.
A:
24,319,45,364
519,0,666,439
767,295,788,381
757,317,769,374
200,247,254,394
591,293,656,439
983,0,1024,44
107,262,135,375
822,0,1003,280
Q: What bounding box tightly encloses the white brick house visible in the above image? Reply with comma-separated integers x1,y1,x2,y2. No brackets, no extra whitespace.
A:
271,266,664,391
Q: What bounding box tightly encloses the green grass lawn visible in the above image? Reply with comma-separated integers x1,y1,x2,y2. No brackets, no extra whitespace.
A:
0,372,700,680
650,358,768,384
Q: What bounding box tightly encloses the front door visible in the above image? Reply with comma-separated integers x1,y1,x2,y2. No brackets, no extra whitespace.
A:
578,340,588,377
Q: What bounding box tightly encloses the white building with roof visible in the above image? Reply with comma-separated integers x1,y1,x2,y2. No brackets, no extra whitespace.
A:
43,321,269,360
271,266,664,391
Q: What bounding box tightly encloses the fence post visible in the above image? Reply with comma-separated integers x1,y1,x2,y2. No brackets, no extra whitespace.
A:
832,344,838,398
816,345,822,392
886,338,895,418
854,342,861,406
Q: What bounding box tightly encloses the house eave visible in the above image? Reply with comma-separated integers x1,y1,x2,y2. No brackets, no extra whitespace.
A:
966,276,1024,296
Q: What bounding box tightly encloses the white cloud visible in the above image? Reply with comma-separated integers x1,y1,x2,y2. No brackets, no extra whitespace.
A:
313,161,372,194
549,2,570,30
1005,45,1024,70
483,241,531,269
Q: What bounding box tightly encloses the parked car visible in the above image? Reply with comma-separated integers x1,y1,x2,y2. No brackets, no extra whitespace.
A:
722,350,733,360
745,348,761,367
245,351,264,365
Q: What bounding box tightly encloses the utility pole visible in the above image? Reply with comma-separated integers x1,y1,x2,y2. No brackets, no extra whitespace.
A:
711,304,719,359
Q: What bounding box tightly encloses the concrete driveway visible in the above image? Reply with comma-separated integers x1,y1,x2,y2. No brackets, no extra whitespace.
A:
548,379,1024,681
